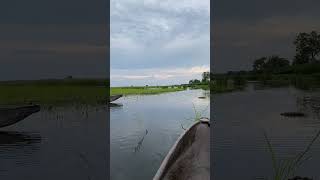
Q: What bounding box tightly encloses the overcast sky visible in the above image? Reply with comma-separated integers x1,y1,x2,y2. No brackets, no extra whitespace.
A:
110,0,210,86
0,0,107,81
212,0,320,73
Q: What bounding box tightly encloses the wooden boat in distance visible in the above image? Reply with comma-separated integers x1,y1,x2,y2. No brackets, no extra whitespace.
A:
280,112,306,117
110,95,123,102
153,118,210,180
0,105,40,128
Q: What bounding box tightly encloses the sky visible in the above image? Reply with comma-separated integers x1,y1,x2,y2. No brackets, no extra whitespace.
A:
212,0,320,73
110,0,210,87
1,0,319,82
0,0,107,81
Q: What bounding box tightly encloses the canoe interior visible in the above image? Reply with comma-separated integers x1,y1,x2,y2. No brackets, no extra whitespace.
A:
0,105,40,128
154,119,210,180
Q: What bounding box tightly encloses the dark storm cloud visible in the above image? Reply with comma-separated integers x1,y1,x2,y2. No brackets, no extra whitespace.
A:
0,24,107,80
212,0,320,73
0,0,108,80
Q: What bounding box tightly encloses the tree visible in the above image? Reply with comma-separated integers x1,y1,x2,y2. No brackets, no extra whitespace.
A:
293,31,320,64
252,56,290,73
253,57,267,72
264,56,290,71
189,79,201,85
202,72,210,83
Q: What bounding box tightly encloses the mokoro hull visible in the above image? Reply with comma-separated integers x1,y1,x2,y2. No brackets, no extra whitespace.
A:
110,95,122,102
154,118,210,180
0,105,40,128
280,112,306,117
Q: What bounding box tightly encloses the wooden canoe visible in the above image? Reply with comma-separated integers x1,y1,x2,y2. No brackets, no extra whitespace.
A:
110,95,123,102
0,105,40,128
280,112,306,117
153,118,210,180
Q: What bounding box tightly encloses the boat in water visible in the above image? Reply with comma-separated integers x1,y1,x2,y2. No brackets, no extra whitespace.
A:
153,118,210,180
0,105,40,128
110,95,123,102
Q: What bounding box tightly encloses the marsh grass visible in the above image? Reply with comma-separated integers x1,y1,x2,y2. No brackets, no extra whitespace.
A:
0,79,108,106
264,130,320,180
110,86,184,96
210,78,246,93
0,85,108,106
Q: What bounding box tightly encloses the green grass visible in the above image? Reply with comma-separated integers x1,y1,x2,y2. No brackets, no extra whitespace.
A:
0,79,108,106
110,86,185,96
264,130,320,180
210,78,246,93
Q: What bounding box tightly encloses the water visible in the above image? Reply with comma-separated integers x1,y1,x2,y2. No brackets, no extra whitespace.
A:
0,105,108,180
110,89,210,180
213,83,320,179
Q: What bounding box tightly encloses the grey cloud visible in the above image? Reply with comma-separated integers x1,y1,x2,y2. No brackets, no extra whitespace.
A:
111,0,209,71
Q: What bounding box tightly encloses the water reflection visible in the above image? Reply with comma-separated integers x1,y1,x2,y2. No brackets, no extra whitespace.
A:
213,83,320,179
297,95,320,117
0,105,108,180
110,89,210,180
0,131,41,146
0,131,41,165
109,103,123,108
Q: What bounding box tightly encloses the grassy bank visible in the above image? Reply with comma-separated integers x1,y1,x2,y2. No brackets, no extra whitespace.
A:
210,76,247,93
213,64,320,90
110,86,185,96
233,73,320,90
0,79,108,106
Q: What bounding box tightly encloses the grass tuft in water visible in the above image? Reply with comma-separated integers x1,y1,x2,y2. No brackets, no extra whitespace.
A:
181,103,209,130
264,130,320,180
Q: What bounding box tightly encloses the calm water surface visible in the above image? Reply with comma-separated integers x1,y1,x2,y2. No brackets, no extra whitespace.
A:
213,83,320,179
110,89,210,180
0,105,108,180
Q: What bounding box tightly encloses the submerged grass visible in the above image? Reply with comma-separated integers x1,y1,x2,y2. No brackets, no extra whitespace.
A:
264,130,320,180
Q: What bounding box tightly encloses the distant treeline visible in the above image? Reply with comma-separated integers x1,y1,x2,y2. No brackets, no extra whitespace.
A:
188,72,210,85
212,31,320,90
229,31,320,75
